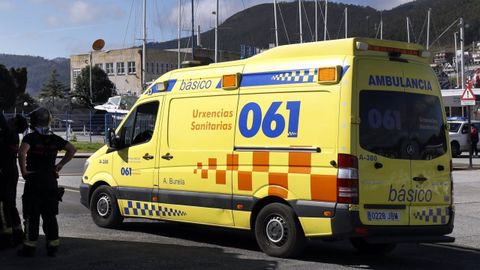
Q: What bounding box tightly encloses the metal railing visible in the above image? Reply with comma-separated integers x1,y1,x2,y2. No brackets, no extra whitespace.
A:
3,112,125,143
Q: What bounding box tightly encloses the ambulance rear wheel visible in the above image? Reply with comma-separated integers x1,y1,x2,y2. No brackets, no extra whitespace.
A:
350,238,396,255
90,186,123,228
254,203,305,258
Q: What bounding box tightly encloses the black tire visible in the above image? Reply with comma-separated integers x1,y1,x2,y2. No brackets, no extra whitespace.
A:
90,186,123,228
451,141,461,157
350,238,396,255
254,203,305,258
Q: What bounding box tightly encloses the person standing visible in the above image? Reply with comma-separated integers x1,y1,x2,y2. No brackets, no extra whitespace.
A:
0,115,28,249
17,108,76,257
471,125,479,157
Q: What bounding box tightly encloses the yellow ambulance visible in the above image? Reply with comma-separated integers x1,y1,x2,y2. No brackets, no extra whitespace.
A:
80,38,454,257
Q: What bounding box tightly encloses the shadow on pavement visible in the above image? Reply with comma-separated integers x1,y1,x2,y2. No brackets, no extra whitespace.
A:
0,235,277,270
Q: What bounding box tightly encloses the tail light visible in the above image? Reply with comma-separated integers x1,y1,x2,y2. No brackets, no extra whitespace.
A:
337,154,359,204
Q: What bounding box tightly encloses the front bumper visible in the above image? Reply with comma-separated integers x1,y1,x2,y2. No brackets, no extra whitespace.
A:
80,183,91,208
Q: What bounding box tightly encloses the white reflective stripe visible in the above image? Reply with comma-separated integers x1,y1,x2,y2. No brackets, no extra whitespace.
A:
338,187,358,192
337,168,358,179
338,192,359,197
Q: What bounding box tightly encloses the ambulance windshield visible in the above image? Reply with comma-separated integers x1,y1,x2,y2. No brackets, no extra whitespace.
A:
359,90,447,160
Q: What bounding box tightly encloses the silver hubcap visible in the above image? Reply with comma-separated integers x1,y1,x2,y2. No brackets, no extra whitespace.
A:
97,194,111,217
266,216,286,244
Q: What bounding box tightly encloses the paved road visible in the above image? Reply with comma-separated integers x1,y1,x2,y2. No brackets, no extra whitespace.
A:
1,158,479,269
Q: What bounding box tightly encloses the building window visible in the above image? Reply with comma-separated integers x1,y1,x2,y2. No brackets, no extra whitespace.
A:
72,68,81,89
160,63,164,73
117,62,125,75
128,61,136,74
72,69,81,80
95,63,104,71
146,62,150,73
156,63,159,74
106,63,114,75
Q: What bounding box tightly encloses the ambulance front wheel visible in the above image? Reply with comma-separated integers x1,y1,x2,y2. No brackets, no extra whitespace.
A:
350,238,396,255
90,185,124,228
254,203,306,258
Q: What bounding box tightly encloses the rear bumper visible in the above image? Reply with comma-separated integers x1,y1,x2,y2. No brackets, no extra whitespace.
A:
330,203,455,243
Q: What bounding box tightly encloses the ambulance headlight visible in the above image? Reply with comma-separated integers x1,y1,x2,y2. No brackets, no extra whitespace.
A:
82,160,89,177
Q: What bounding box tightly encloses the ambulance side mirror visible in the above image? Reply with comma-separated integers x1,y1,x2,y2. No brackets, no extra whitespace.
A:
107,128,120,149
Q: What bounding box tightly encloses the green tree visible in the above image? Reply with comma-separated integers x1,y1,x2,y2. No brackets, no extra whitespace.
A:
0,65,27,111
38,69,69,107
72,66,116,108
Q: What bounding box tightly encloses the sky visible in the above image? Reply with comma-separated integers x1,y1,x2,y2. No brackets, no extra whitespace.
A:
0,0,413,59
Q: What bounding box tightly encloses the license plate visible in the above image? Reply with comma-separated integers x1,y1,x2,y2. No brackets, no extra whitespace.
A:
367,211,400,221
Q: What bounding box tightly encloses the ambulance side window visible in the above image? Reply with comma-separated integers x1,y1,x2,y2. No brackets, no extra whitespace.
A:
120,101,159,148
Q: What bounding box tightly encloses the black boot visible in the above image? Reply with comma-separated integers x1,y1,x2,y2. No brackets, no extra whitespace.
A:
12,229,24,247
0,234,13,249
17,245,35,257
46,246,58,257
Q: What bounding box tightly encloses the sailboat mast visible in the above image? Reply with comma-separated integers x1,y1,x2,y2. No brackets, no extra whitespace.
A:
142,0,146,88
215,0,218,62
380,12,383,40
274,0,279,46
177,0,181,67
345,7,347,38
427,8,431,50
407,17,410,43
191,0,195,60
299,0,303,43
315,0,318,41
324,0,328,40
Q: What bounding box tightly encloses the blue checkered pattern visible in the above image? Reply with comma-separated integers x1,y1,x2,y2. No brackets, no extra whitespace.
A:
271,69,317,83
413,207,449,224
124,201,187,217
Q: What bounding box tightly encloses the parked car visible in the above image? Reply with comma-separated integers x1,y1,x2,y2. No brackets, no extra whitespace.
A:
448,117,480,157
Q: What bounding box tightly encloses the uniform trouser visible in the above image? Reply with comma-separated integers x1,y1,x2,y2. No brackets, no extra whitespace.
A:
0,172,22,236
22,174,59,249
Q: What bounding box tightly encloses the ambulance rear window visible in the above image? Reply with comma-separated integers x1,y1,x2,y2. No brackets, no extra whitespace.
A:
359,90,447,160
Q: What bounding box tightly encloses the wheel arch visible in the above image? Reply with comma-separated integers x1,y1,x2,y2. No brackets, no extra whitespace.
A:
250,185,300,230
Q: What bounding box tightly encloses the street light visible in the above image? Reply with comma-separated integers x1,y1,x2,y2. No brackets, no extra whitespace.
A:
90,39,105,106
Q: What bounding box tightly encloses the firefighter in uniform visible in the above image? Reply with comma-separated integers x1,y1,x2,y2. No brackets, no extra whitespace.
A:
17,108,76,257
0,115,28,249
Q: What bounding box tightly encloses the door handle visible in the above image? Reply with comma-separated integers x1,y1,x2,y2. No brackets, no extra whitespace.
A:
437,165,445,171
374,162,383,169
413,176,428,182
142,153,154,160
161,153,174,160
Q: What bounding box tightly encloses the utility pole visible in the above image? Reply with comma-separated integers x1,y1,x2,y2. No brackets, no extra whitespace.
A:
454,32,459,88
299,0,303,43
459,17,473,169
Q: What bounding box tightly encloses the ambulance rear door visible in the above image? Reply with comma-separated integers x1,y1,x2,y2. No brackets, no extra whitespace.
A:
356,58,411,226
403,62,451,227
